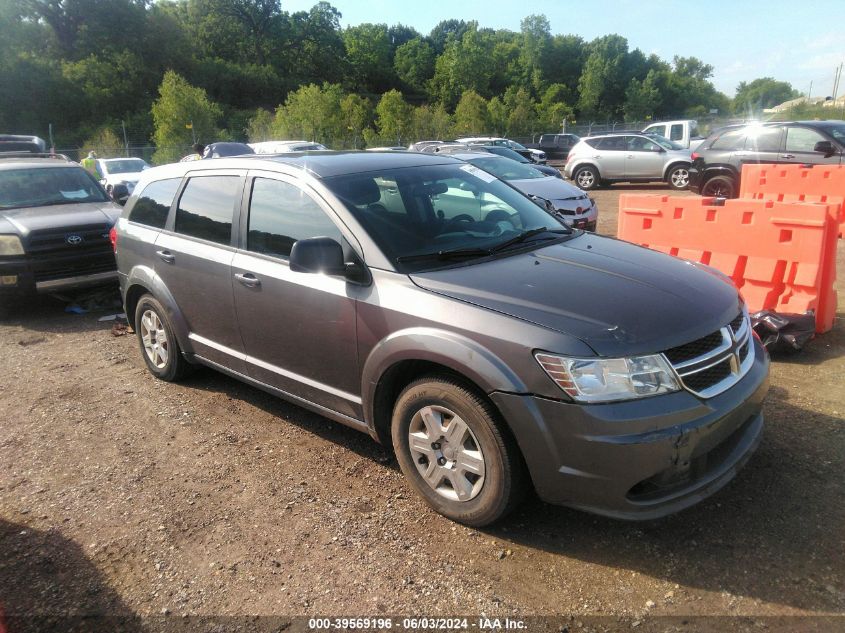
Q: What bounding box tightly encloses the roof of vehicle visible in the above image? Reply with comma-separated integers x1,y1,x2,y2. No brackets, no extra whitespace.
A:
0,156,79,171
141,151,462,181
98,157,147,162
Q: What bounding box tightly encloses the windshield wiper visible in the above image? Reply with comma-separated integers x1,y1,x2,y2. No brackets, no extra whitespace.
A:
396,247,492,263
489,227,569,253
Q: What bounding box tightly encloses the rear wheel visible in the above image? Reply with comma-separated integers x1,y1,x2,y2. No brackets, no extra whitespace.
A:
666,164,690,190
573,165,600,190
700,175,737,198
391,376,525,526
134,294,191,381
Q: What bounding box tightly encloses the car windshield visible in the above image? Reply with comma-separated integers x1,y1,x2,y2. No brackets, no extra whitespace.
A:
0,166,109,209
466,156,545,180
826,125,845,143
480,146,529,163
508,141,527,150
323,163,569,272
102,159,148,174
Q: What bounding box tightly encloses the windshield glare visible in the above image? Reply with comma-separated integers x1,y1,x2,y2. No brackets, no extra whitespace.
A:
0,167,109,209
103,159,148,174
466,156,545,181
324,163,566,271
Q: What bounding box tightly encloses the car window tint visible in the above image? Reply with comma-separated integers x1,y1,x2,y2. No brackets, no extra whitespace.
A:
247,178,341,259
670,124,684,141
174,175,240,245
129,178,181,229
745,126,783,152
628,137,660,152
710,129,746,150
597,137,627,151
785,127,826,152
648,125,666,137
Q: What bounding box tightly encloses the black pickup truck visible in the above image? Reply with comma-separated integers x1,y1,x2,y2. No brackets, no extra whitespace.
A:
527,133,581,161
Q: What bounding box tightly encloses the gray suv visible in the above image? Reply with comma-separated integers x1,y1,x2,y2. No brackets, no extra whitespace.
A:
689,120,845,198
115,152,769,526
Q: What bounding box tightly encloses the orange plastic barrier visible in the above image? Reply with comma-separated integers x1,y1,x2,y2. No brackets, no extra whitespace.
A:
618,195,838,333
740,163,845,238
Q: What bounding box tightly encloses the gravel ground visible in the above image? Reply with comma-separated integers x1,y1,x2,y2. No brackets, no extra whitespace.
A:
1,184,843,632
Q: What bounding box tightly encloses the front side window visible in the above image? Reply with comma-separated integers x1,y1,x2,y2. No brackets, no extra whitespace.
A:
174,175,240,245
628,137,661,152
785,127,826,153
648,125,667,137
0,166,108,210
324,163,568,272
247,178,341,258
129,178,181,229
710,129,746,151
670,124,684,141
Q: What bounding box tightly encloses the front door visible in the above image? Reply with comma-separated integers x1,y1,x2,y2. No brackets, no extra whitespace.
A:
624,136,667,179
781,125,844,166
231,173,362,419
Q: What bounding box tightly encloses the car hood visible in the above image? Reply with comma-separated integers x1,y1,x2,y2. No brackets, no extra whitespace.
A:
409,233,742,357
0,202,122,238
508,176,587,201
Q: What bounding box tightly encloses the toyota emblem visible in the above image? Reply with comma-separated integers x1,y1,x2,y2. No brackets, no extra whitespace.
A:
65,234,84,245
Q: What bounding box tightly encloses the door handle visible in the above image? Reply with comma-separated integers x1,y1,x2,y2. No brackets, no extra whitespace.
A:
234,272,261,288
156,250,175,264
782,154,795,159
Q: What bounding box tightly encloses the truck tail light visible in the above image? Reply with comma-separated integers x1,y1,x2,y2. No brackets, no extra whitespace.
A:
109,226,118,252
691,151,699,161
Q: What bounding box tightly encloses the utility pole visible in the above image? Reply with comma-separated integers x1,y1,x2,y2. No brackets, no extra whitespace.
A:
121,120,129,157
833,63,843,102
48,123,54,154
807,80,813,101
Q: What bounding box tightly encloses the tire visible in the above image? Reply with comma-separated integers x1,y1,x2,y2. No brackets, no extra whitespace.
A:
391,375,525,526
700,175,737,198
573,165,600,190
666,164,690,190
134,294,191,381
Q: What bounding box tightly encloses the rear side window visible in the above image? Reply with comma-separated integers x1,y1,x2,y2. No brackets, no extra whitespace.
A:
174,176,240,245
745,126,783,152
710,129,746,150
247,178,341,259
128,178,181,229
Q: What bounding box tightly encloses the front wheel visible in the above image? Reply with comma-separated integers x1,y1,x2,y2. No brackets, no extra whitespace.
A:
666,164,690,190
573,165,600,190
391,376,525,526
700,175,737,198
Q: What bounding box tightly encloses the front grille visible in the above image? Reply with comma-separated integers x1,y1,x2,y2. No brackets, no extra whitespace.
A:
664,331,724,364
26,224,111,254
662,311,753,398
31,252,116,282
683,358,733,392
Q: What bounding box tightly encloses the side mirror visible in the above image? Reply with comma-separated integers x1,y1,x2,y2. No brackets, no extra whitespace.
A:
289,237,346,275
110,183,130,206
813,140,837,158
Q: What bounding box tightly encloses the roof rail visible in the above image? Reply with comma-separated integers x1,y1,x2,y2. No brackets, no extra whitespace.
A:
0,152,74,161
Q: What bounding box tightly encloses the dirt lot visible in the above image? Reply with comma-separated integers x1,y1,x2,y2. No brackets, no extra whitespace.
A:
1,184,844,632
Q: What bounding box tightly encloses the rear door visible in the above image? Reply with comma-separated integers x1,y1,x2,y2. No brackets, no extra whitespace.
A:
589,137,627,178
781,125,843,165
154,170,247,371
738,125,784,168
231,171,362,419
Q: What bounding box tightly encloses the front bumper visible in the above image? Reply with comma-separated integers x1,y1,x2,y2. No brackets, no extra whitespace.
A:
0,252,117,297
554,198,598,231
688,166,703,194
490,336,769,520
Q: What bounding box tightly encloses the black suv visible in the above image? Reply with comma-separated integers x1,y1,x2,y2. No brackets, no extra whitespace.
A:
0,155,121,301
535,133,581,160
689,120,845,198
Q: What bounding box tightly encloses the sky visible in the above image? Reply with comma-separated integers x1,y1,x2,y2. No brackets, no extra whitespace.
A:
281,0,844,98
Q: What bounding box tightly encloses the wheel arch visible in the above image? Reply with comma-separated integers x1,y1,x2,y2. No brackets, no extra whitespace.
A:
361,328,528,446
662,160,691,179
123,265,194,356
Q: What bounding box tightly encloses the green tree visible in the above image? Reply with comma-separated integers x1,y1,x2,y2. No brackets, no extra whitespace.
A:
394,37,435,94
340,93,372,148
374,89,412,145
624,71,661,121
518,14,551,93
428,22,494,108
151,71,223,164
487,96,508,136
278,82,344,143
410,103,452,142
504,87,537,136
452,90,488,136
577,34,632,119
734,77,800,115
343,23,396,94
81,127,123,158
429,19,468,55
246,108,274,142
536,84,574,131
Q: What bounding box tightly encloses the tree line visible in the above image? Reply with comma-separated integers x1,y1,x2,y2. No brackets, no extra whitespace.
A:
0,0,800,161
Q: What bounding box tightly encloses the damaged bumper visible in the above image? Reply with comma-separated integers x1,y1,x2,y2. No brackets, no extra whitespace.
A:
490,336,769,520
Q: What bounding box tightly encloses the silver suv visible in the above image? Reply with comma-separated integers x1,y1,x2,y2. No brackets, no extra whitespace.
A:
114,152,768,526
564,133,692,190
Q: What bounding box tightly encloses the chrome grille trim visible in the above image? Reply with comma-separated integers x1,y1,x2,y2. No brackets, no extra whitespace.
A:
662,310,753,399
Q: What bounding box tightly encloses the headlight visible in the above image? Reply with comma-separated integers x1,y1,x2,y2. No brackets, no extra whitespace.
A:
535,352,680,403
0,235,24,256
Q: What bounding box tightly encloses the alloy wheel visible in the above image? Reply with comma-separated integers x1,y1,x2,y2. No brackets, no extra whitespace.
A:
140,309,169,369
